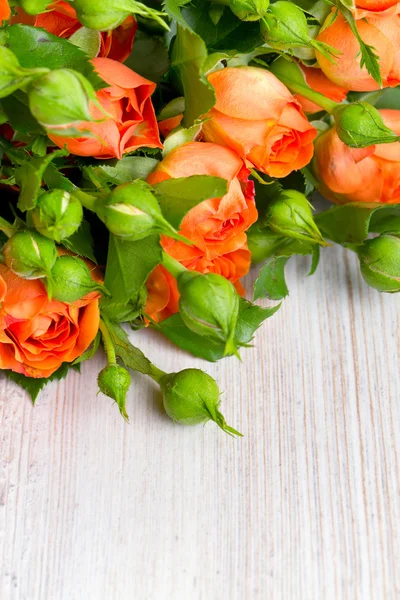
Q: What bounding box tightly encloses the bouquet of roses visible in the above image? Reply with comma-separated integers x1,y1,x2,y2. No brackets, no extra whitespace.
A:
0,0,399,434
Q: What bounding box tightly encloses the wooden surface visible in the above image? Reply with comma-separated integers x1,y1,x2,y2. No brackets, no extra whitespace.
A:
0,244,399,600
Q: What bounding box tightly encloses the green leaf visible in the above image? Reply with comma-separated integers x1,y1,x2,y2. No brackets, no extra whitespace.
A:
124,30,170,84
15,148,68,212
104,318,158,377
4,362,76,404
163,123,202,155
171,24,216,127
103,234,161,308
369,204,400,235
68,27,101,59
6,25,104,90
154,175,228,229
308,245,320,276
315,202,383,244
1,94,45,136
85,156,159,186
253,256,289,301
155,298,280,361
73,331,101,365
62,218,96,263
339,6,382,87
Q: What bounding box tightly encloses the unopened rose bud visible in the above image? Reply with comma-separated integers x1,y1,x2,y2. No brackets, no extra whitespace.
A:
260,1,336,60
333,102,400,148
98,364,131,421
358,234,400,293
247,227,284,263
72,0,168,31
30,190,83,243
97,181,184,242
230,0,269,21
177,271,240,356
0,46,48,99
4,231,57,279
159,368,242,435
28,69,95,134
15,0,50,15
266,190,327,246
49,255,107,303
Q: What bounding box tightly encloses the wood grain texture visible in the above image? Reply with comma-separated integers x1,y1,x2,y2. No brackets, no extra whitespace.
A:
0,244,399,600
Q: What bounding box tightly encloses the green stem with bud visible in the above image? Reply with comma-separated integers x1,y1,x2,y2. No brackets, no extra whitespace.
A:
99,319,117,365
75,189,98,212
274,74,339,114
161,251,187,279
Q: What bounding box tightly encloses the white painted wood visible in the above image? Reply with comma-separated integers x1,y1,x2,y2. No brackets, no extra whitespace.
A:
0,244,399,600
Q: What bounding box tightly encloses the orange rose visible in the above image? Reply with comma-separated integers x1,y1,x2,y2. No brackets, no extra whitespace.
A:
145,141,257,322
0,0,9,21
294,64,348,114
316,11,400,91
201,66,317,178
49,57,162,159
147,142,257,257
0,264,100,378
33,1,137,62
313,109,400,204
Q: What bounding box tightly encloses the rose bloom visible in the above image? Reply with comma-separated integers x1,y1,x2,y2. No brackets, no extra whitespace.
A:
0,264,100,378
147,142,257,258
145,141,257,322
200,66,317,178
355,0,398,10
316,11,400,91
313,109,400,204
0,0,9,21
49,57,162,159
294,64,348,114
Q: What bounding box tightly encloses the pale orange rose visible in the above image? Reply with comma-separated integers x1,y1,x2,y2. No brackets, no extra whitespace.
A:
33,1,137,62
200,66,317,178
0,0,9,22
294,64,348,114
316,10,400,91
147,142,257,257
0,264,100,378
49,57,162,159
313,109,400,204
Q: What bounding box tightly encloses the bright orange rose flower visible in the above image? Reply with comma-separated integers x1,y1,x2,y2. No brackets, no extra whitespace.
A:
294,65,348,114
145,141,257,323
147,142,257,257
201,67,317,178
0,0,10,22
316,11,400,91
49,57,162,159
313,109,400,204
0,264,100,379
34,1,137,62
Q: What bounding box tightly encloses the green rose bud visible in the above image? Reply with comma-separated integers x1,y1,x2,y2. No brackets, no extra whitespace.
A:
0,46,48,99
15,0,50,15
266,190,328,246
260,1,336,60
97,181,187,242
4,231,57,279
49,255,107,303
247,227,284,263
177,271,240,357
333,102,400,148
98,364,131,421
358,234,400,293
230,0,269,21
28,69,96,135
73,0,168,31
30,190,83,242
159,368,242,435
